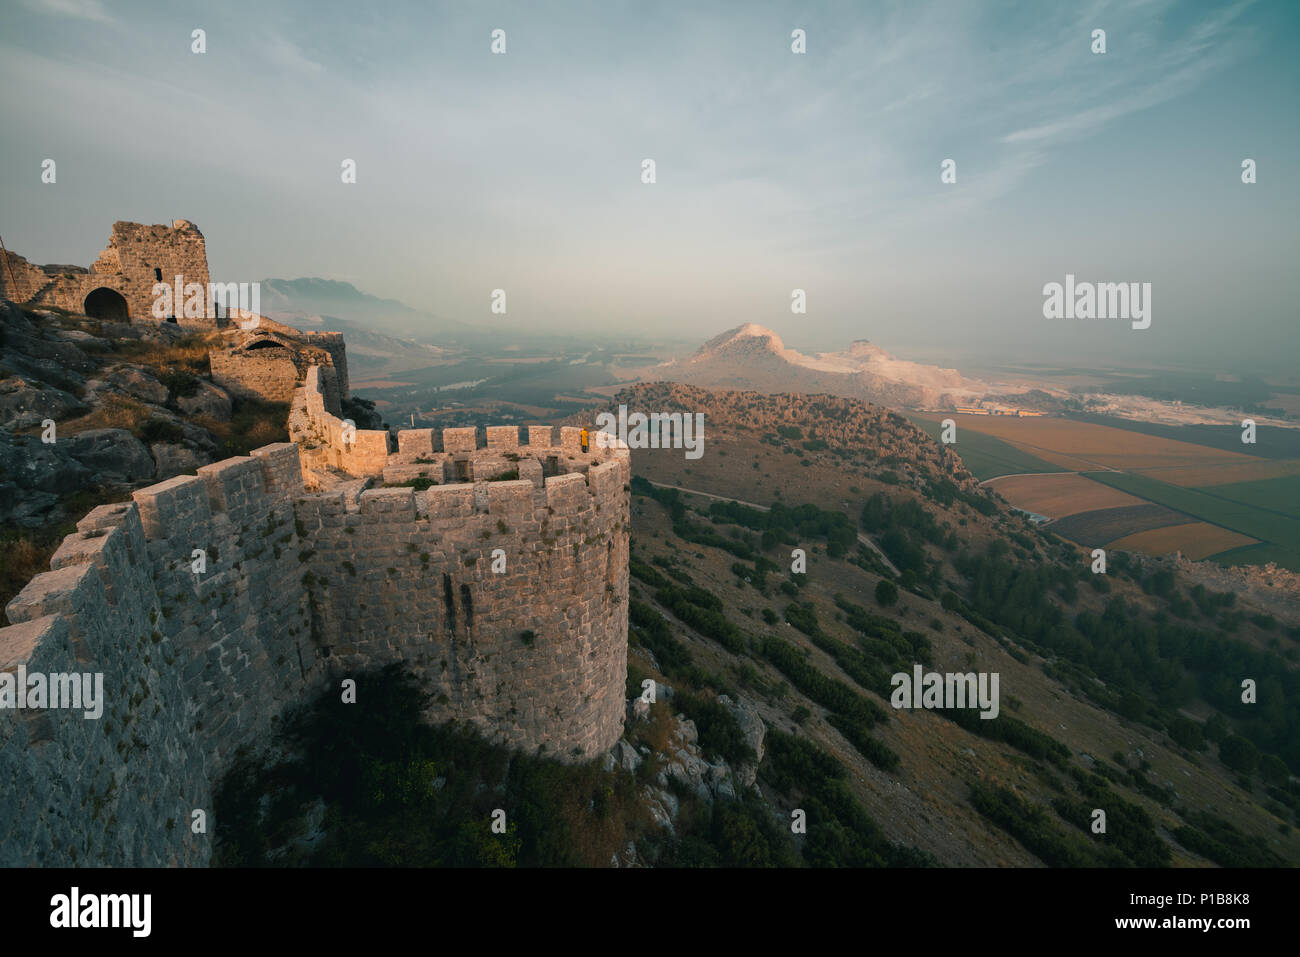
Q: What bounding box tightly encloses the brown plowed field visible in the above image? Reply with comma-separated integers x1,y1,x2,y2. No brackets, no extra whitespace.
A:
1132,458,1300,487
1048,504,1191,547
1108,522,1258,560
948,415,1258,472
985,473,1145,518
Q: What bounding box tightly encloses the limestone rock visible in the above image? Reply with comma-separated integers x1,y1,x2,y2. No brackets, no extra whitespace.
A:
50,328,110,348
64,428,155,482
100,367,168,405
151,442,208,480
177,379,232,420
720,693,766,788
0,430,92,496
643,792,674,831
608,738,642,773
630,697,651,722
0,378,87,430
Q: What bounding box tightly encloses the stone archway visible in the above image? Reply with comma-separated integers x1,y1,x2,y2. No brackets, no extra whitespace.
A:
83,287,129,322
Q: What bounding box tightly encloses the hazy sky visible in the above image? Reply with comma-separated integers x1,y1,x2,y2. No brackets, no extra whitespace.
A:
2,0,1296,372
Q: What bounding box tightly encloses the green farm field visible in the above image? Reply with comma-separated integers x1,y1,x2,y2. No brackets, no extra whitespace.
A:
1085,471,1300,570
907,415,1061,481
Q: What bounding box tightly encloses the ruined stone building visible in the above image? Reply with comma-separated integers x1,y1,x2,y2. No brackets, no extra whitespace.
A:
0,220,213,326
209,317,349,410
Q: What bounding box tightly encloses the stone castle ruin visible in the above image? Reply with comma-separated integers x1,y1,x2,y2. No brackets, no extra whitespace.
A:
210,317,350,409
1,220,212,326
0,225,631,866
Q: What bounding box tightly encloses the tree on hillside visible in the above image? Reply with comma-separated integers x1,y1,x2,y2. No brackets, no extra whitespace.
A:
1219,735,1259,775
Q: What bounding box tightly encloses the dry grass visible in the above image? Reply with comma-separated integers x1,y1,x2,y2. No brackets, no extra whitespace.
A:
191,400,290,457
55,393,153,437
0,487,127,611
109,332,216,376
986,472,1145,518
0,535,50,614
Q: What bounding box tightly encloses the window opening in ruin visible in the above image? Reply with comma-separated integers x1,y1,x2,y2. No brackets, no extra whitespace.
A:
455,459,469,482
545,455,559,477
154,267,162,281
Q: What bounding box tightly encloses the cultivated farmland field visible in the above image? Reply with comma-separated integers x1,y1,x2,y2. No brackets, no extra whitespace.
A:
908,415,1060,481
1194,474,1300,513
1107,522,1258,560
1085,471,1300,570
909,413,1298,569
1069,413,1300,460
1049,504,1191,547
1131,459,1300,487
941,414,1259,472
983,473,1144,518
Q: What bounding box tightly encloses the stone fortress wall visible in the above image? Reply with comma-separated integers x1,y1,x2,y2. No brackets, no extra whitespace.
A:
1,381,630,865
1,221,212,326
0,445,318,866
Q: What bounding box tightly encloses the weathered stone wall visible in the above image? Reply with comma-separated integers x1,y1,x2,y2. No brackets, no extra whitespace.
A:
0,250,54,304
209,327,348,410
0,443,323,866
300,438,630,761
0,421,631,864
1,220,213,327
299,331,349,400
289,365,391,476
210,347,302,404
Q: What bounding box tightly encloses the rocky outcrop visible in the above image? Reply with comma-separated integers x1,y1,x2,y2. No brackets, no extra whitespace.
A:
617,692,767,834
0,377,87,430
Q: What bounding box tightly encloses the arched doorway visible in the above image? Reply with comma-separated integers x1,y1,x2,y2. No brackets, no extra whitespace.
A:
83,287,129,322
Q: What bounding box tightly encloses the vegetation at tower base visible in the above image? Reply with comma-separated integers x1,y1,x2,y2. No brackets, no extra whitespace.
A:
216,665,641,867
213,664,927,868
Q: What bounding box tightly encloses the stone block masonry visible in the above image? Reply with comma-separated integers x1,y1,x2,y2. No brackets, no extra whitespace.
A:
0,408,631,865
210,327,350,407
289,365,390,476
299,448,630,762
0,443,318,866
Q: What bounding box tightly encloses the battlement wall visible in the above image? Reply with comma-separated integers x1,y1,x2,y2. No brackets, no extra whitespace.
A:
1,418,631,863
289,365,390,476
0,443,322,866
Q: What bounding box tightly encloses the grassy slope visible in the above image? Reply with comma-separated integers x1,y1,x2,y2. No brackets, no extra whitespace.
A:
625,385,1300,867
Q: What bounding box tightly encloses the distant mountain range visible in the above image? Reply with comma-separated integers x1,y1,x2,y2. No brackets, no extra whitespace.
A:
258,277,472,342
649,323,989,409
255,278,467,372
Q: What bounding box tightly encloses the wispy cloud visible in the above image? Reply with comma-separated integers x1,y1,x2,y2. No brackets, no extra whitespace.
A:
20,0,111,23
1000,1,1256,147
0,0,1290,367
263,35,325,75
